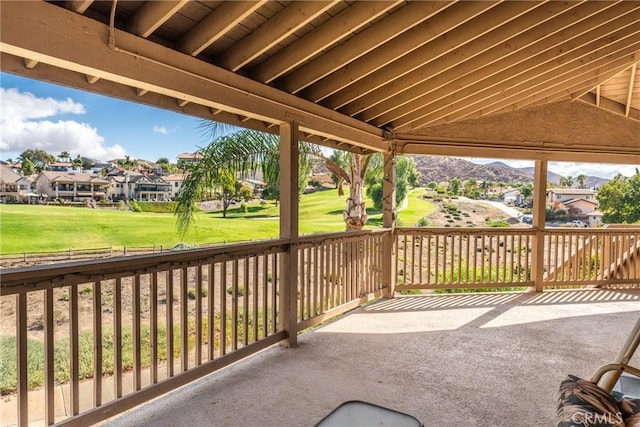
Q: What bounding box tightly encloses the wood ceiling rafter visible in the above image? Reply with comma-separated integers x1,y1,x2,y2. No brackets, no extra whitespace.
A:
451,53,639,127
277,1,455,94
178,1,268,57
302,0,506,103
251,1,402,84
215,1,340,72
336,0,598,118
388,9,640,131
64,0,93,14
3,1,640,159
127,1,190,39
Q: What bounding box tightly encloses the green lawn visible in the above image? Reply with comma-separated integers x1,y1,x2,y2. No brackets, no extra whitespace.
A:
0,188,434,254
396,188,438,226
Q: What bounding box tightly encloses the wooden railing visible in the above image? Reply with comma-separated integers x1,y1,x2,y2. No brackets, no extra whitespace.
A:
395,227,640,291
1,240,288,426
395,228,535,291
0,231,389,426
543,227,640,288
295,230,387,330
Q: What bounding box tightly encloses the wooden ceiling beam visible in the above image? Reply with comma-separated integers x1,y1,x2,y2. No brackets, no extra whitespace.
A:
127,1,189,38
64,1,93,14
0,1,385,151
216,1,339,72
331,0,595,115
451,52,640,126
386,13,640,131
578,92,640,122
277,1,455,94
251,1,401,84
504,58,640,116
178,1,267,57
24,58,38,69
303,1,506,103
625,63,637,117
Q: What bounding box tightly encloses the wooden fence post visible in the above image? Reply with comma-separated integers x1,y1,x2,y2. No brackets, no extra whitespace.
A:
279,121,299,348
531,159,547,292
382,152,396,298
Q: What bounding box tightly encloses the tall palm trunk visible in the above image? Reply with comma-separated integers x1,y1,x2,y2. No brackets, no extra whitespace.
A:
343,154,368,230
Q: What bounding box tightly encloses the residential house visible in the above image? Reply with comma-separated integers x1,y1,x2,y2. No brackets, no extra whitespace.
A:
502,188,522,205
587,210,604,227
564,198,599,216
34,170,110,201
176,153,202,168
107,171,171,201
0,164,20,202
162,174,185,200
547,188,596,203
46,162,73,172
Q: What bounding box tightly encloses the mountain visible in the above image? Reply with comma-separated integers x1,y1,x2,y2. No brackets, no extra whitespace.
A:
518,167,562,185
411,156,609,188
412,156,532,185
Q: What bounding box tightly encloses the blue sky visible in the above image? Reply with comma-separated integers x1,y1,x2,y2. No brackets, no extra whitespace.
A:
1,72,210,163
0,72,636,178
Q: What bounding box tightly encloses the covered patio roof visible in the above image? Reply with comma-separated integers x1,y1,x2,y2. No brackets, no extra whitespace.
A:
1,1,639,162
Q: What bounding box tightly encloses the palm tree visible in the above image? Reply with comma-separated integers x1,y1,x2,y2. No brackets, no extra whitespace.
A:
58,151,71,162
576,173,587,189
559,176,573,188
175,127,373,234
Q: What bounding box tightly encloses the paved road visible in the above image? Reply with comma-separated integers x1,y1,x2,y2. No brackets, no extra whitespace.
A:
458,197,522,219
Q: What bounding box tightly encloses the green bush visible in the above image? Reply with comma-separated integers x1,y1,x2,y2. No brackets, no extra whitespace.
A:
416,216,431,227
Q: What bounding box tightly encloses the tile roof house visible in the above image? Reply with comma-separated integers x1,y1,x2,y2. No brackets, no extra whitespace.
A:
34,170,110,201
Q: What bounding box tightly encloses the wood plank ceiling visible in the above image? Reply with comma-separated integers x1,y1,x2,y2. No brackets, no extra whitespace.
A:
1,1,639,159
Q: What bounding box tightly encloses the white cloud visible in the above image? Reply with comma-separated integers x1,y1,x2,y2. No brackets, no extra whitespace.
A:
0,87,126,160
469,157,635,179
153,125,169,135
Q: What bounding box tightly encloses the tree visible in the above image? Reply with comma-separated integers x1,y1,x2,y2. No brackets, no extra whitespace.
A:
175,128,313,233
21,157,35,175
427,181,438,190
58,151,71,162
596,171,640,224
463,178,480,199
559,176,573,188
449,178,461,195
18,149,55,172
238,184,254,202
73,155,83,168
365,155,417,211
156,157,170,164
576,173,587,189
329,150,349,191
519,183,533,203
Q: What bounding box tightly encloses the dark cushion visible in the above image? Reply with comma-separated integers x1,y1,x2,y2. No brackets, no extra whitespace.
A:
557,375,624,427
620,398,640,427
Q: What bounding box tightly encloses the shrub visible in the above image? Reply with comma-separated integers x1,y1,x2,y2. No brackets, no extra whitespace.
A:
171,242,199,251
227,285,251,296
416,216,431,227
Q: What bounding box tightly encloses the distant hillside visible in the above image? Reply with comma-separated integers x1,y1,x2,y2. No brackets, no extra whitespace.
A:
411,156,609,188
518,167,562,186
413,156,532,185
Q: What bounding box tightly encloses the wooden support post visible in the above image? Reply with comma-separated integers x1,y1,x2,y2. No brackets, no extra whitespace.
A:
531,159,548,292
279,121,299,347
382,152,396,298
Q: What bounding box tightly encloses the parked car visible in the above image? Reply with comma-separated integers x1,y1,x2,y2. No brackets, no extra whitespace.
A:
569,220,588,228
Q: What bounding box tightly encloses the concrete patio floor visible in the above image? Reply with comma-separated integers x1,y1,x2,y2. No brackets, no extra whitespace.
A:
104,289,640,427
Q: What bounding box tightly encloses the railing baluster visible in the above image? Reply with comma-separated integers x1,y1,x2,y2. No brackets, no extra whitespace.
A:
271,254,278,334
180,267,189,372
166,271,174,377
231,260,239,351
150,271,158,383
220,262,227,355
45,288,54,425
133,275,141,390
195,265,202,365
252,255,259,343
70,284,79,415
313,246,319,316
243,258,249,347
114,278,123,398
262,256,268,339
94,281,103,407
299,248,305,320
208,263,215,360
17,293,28,426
